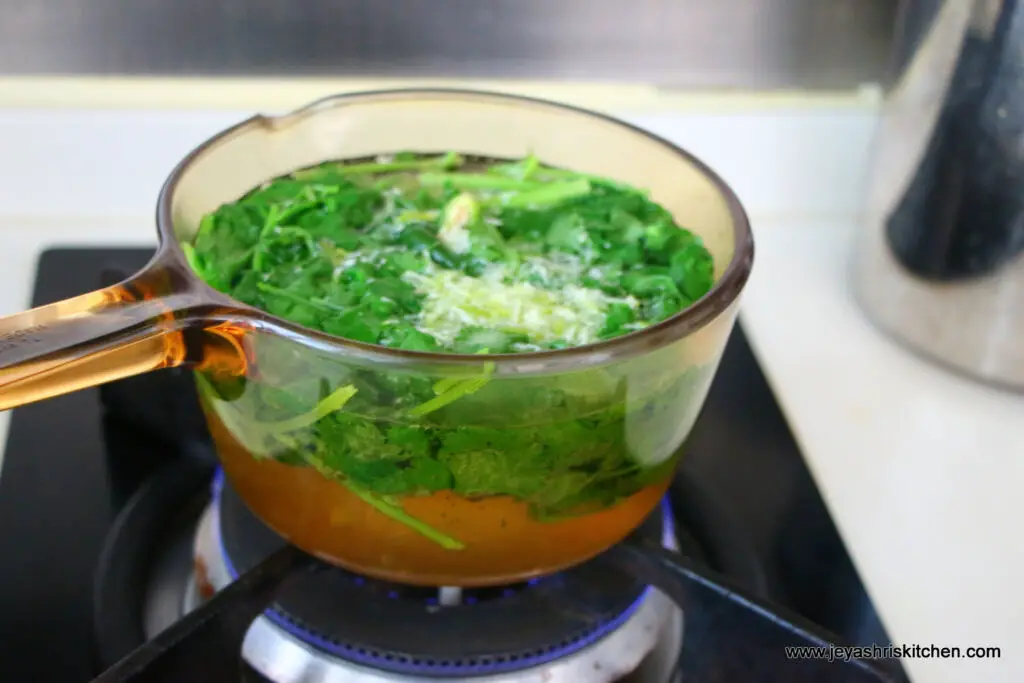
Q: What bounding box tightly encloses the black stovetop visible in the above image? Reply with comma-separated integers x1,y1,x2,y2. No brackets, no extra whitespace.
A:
0,247,907,683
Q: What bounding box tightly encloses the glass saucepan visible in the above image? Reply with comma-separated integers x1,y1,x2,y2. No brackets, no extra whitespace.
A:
0,90,753,587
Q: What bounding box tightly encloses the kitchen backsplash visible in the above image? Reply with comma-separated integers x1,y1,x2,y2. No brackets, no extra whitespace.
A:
0,83,879,220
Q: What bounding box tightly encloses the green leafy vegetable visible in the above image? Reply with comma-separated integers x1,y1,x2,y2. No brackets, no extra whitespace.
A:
187,152,717,549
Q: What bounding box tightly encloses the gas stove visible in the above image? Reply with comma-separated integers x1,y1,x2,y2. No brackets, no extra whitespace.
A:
0,248,909,683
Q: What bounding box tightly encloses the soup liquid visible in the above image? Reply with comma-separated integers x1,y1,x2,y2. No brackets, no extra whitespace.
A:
207,408,671,586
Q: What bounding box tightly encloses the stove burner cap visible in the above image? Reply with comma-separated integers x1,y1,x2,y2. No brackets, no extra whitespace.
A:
217,475,673,677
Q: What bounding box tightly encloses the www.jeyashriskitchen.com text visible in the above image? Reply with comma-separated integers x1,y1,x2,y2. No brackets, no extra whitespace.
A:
785,644,1001,663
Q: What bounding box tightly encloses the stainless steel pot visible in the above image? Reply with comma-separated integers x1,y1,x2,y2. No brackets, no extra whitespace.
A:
853,0,1024,390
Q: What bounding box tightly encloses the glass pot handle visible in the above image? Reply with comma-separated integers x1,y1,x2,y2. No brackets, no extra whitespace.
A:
604,538,897,683
0,268,236,411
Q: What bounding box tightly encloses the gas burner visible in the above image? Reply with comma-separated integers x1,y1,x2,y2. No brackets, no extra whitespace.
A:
190,472,683,682
89,428,789,682
94,462,897,683
91,454,780,683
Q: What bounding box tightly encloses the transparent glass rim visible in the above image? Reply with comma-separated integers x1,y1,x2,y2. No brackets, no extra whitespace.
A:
156,88,754,373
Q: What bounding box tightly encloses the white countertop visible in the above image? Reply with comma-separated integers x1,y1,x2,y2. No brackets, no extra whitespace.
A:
0,82,1020,683
743,219,1024,683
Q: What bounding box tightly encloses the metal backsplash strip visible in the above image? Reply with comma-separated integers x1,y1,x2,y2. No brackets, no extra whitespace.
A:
1,0,897,89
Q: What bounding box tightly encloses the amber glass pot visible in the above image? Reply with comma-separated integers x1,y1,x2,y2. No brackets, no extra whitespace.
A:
0,90,752,586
